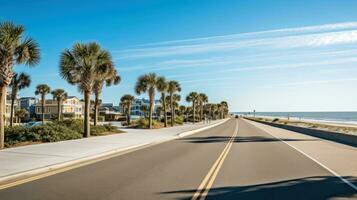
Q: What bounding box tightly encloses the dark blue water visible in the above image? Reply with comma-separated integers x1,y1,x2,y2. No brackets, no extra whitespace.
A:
233,112,357,124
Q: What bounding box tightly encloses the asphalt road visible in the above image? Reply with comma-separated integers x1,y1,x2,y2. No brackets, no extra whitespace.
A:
0,119,355,200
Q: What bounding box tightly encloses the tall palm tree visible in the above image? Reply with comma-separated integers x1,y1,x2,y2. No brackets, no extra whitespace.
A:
198,93,208,122
186,92,199,124
213,104,219,120
60,42,114,137
9,72,31,126
0,22,40,148
135,73,160,129
93,67,120,126
51,89,68,121
35,84,51,124
157,76,168,127
220,101,228,118
171,94,181,118
167,80,181,126
120,94,134,125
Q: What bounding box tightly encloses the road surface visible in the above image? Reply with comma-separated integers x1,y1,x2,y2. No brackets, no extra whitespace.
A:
0,118,355,200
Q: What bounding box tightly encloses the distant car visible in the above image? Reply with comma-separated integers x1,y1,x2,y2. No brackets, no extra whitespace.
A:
235,115,239,118
25,121,43,127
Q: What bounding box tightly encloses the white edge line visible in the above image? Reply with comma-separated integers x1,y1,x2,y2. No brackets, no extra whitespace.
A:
245,119,357,191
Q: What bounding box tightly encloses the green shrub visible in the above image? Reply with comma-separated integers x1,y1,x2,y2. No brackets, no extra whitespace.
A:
4,123,82,147
5,126,32,147
174,116,184,125
55,119,84,134
4,119,122,148
31,124,82,142
131,118,161,129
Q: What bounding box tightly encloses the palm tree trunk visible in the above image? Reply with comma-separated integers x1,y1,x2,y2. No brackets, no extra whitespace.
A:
127,104,131,125
84,91,91,137
149,99,153,129
200,104,203,122
9,91,16,127
0,85,7,149
94,92,99,126
57,99,62,121
162,93,167,127
170,94,174,126
193,102,196,124
41,94,45,124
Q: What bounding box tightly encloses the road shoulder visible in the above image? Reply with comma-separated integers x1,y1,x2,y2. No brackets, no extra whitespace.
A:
244,119,357,187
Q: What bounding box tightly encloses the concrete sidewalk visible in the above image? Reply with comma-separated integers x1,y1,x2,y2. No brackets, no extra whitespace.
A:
0,119,228,183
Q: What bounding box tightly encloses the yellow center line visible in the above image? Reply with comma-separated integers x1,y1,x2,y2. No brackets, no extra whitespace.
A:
191,120,239,200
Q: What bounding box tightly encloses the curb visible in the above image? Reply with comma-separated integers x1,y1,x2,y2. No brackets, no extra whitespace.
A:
177,119,230,138
0,119,230,187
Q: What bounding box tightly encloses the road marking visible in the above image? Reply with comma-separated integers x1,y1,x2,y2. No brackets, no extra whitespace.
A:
191,120,239,200
248,120,357,191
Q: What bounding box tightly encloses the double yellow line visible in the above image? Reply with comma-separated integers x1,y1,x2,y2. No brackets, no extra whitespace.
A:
191,120,239,200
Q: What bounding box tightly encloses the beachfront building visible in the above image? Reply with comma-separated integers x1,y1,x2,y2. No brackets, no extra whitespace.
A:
120,98,160,118
35,96,84,120
19,97,38,119
99,103,122,121
5,94,19,122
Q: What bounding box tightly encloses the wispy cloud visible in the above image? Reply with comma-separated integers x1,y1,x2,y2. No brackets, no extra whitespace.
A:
268,78,357,87
115,22,357,59
166,56,357,78
136,22,357,47
119,48,357,72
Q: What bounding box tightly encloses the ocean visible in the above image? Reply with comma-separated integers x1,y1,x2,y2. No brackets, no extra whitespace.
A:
233,112,357,124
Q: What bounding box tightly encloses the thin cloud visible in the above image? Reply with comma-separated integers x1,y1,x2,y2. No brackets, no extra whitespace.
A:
270,78,357,87
115,22,357,59
136,22,357,47
118,48,357,72
167,56,357,78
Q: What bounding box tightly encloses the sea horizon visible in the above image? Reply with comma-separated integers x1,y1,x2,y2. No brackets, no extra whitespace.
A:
233,111,357,124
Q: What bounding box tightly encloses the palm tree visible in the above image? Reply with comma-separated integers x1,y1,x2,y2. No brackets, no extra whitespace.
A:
0,22,40,148
157,76,168,127
35,84,51,124
178,105,186,116
93,67,120,126
156,105,163,121
167,80,181,126
169,94,181,119
212,104,219,119
198,93,208,122
220,101,228,118
186,92,199,124
51,89,68,121
9,73,31,126
60,42,114,137
135,73,160,129
15,108,28,123
120,94,135,125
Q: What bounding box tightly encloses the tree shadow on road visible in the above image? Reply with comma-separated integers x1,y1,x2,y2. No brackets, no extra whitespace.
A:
178,136,319,143
161,176,357,200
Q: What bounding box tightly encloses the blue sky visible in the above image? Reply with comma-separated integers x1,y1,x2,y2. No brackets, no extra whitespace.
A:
2,0,357,112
